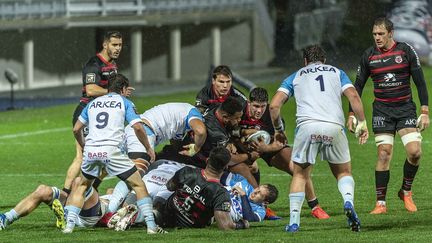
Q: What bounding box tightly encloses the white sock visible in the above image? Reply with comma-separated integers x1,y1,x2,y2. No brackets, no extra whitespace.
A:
108,181,130,213
289,192,305,226
5,209,19,224
338,176,355,205
64,205,81,229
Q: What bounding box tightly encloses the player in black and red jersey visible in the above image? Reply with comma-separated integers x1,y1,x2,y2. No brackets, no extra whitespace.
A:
234,87,329,219
195,65,247,113
347,17,429,214
155,146,249,230
65,31,124,195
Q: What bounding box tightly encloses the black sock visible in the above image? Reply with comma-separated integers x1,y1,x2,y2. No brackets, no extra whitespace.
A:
375,170,390,201
92,178,102,191
402,159,419,191
252,170,260,185
307,198,319,209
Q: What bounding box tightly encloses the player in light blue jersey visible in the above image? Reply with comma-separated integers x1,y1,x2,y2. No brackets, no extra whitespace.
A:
270,45,369,232
63,74,165,234
124,102,206,160
221,172,278,222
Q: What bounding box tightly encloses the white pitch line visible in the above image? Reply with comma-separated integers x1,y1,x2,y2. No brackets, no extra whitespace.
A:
1,173,64,177
0,127,70,140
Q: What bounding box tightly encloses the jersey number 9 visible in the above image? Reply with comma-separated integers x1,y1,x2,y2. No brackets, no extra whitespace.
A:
96,112,109,129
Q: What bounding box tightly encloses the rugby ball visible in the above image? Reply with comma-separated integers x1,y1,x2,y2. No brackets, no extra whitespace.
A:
246,130,271,145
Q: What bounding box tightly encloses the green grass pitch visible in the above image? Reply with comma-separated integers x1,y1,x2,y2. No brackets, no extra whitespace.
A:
1,69,432,242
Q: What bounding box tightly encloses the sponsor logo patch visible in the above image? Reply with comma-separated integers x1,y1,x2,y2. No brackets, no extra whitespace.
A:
86,73,96,84
395,55,403,64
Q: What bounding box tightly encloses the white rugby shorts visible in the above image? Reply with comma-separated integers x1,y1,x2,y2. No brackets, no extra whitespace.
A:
292,121,351,164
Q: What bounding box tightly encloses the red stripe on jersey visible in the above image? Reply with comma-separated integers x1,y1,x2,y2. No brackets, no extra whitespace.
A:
374,84,410,93
368,50,405,61
96,53,112,65
375,94,411,102
370,63,409,74
195,201,206,210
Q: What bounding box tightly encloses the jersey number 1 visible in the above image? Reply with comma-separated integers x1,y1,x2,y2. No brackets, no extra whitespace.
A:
315,75,325,91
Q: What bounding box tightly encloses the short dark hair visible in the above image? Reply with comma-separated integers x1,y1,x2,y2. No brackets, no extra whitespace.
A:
249,87,268,103
263,184,278,204
303,45,326,64
220,96,243,116
207,146,231,172
212,65,233,80
374,17,394,33
104,31,122,42
108,73,129,93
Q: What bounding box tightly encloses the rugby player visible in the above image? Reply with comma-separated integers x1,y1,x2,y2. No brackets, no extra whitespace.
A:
270,45,368,232
348,17,429,214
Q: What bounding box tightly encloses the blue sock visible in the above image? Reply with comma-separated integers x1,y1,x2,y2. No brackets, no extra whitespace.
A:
338,176,355,206
64,205,81,229
289,192,305,226
5,209,19,223
108,181,130,213
137,197,156,229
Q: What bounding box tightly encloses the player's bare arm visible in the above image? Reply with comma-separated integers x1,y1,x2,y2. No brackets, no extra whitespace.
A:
72,120,85,148
269,91,288,143
214,210,249,230
344,87,368,144
132,122,155,162
85,83,108,97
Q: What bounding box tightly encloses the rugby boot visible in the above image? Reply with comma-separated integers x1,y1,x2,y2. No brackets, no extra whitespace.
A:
114,205,138,231
51,199,66,229
0,213,8,230
147,225,168,234
285,223,299,233
311,205,330,219
370,202,387,214
398,190,417,212
265,207,281,220
344,201,360,232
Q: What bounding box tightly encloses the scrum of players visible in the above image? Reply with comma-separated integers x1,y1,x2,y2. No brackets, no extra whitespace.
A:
1,16,429,234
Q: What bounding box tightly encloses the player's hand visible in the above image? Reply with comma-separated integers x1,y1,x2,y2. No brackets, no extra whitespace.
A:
347,115,357,133
146,147,156,163
232,186,246,196
274,131,288,145
179,143,198,157
355,120,368,144
417,114,430,132
245,151,260,165
125,87,135,97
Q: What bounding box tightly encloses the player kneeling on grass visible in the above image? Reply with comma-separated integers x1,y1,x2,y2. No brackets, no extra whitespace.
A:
0,184,108,231
63,73,165,234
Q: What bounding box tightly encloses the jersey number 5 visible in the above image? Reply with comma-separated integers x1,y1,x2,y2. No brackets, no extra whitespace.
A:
315,75,325,91
96,112,109,129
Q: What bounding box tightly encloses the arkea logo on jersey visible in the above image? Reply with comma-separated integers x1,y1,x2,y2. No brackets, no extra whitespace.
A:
90,101,122,109
299,66,336,76
86,73,96,84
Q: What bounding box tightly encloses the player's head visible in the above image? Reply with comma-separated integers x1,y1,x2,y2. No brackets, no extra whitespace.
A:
207,146,231,173
303,45,326,65
372,17,394,50
212,65,233,97
249,184,278,205
218,96,243,129
108,73,129,94
102,31,123,60
248,87,268,120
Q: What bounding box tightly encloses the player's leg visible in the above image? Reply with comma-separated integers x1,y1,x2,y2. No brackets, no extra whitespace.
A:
398,128,422,212
0,185,62,230
329,162,360,232
63,175,94,233
370,135,393,214
286,162,311,232
63,141,83,194
228,162,258,188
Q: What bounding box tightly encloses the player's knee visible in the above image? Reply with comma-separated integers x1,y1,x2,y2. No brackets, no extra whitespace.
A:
408,148,422,163
34,185,53,201
377,148,391,163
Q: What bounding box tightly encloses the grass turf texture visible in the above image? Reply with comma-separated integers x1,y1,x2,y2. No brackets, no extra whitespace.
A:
1,69,432,242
